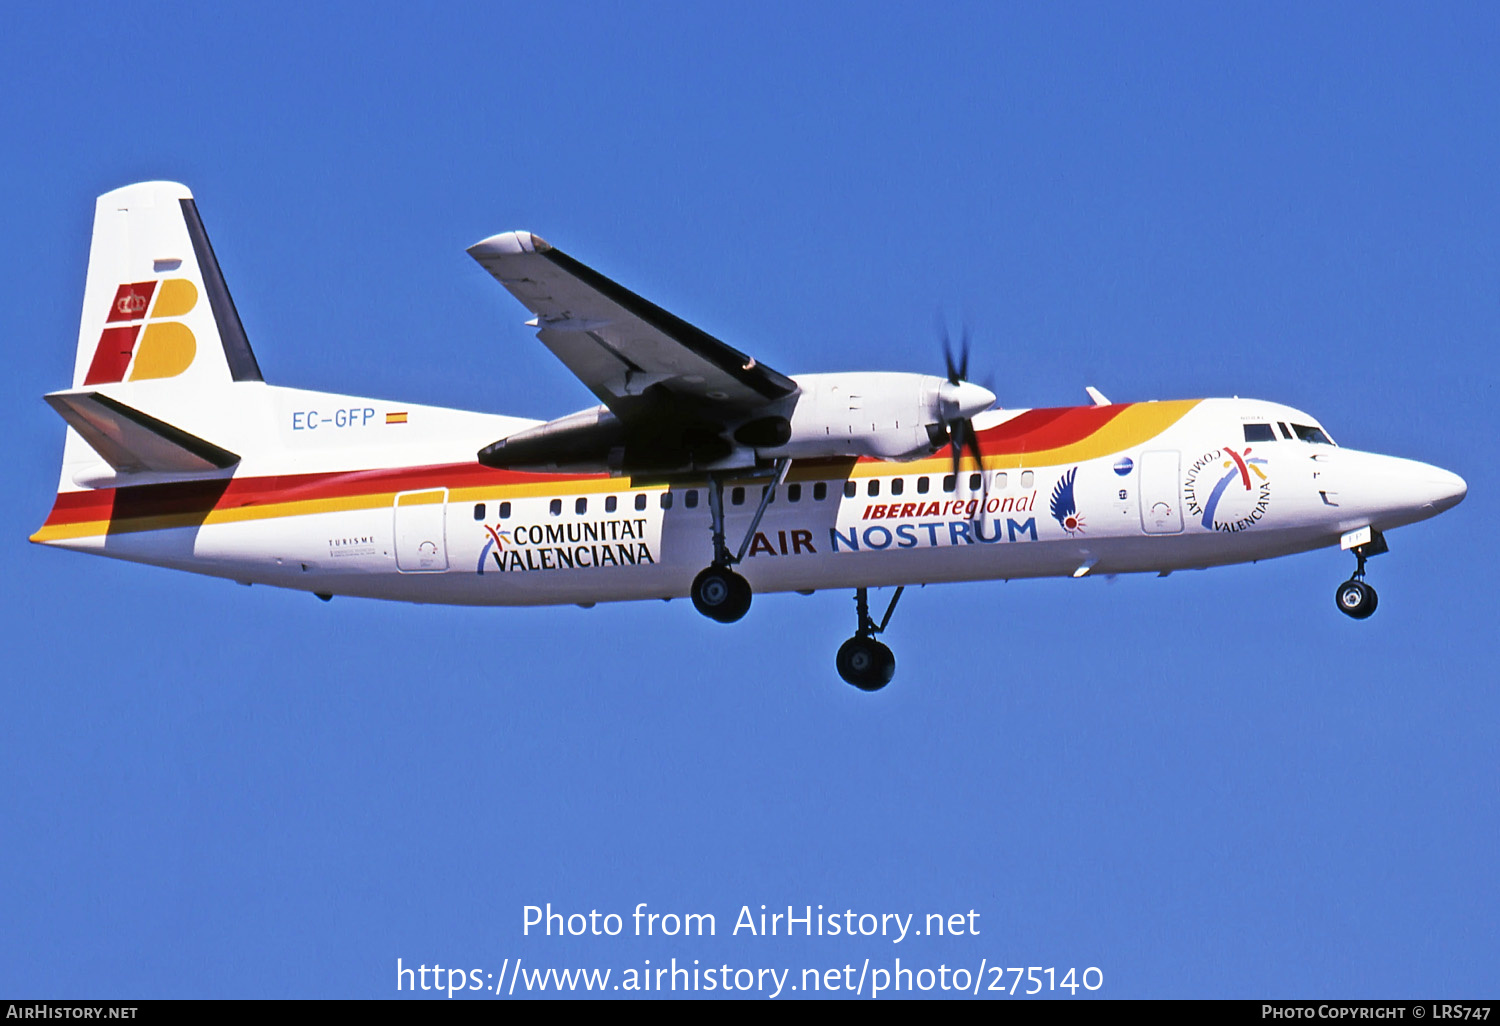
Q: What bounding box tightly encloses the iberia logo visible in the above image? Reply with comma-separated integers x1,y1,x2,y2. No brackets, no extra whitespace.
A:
82,279,199,385
1183,446,1270,532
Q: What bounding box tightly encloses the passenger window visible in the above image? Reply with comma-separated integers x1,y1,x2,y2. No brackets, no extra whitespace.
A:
731,486,745,505
685,490,698,509
575,497,587,515
867,480,880,497
891,478,904,496
1243,424,1276,443
605,495,617,513
1020,470,1034,487
473,503,485,521
499,501,511,518
994,472,1007,489
814,482,827,501
917,476,929,494
549,498,562,516
943,474,956,492
787,483,802,502
660,492,673,509
844,481,856,498
969,472,981,491
634,493,647,512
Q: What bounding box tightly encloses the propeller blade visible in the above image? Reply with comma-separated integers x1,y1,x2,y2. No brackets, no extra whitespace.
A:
957,418,990,517
964,420,985,477
934,319,992,506
939,319,971,384
947,418,983,477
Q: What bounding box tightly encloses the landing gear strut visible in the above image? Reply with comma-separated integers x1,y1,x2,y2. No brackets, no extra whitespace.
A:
1335,531,1385,620
837,586,902,691
689,461,789,624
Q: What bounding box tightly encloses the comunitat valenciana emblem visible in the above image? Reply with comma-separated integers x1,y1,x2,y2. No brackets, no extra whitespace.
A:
1183,446,1270,532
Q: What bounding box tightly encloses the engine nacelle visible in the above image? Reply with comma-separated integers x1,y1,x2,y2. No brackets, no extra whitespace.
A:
755,372,992,461
476,372,995,475
477,404,623,472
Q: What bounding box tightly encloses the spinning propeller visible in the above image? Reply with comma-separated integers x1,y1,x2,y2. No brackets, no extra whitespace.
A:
935,324,996,486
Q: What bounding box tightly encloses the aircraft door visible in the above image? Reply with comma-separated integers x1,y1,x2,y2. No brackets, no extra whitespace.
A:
1139,450,1184,534
394,488,449,571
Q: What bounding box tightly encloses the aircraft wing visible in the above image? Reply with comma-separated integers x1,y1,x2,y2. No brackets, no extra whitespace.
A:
467,232,798,416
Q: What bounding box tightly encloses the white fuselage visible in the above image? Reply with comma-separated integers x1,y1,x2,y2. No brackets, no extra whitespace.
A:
33,386,1467,608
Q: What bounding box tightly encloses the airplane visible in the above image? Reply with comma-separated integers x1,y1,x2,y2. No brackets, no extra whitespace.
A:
31,182,1468,691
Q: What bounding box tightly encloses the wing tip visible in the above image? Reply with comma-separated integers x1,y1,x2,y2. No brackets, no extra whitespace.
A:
467,231,553,259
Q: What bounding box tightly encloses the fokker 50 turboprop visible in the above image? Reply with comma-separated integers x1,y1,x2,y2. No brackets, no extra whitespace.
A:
33,182,1467,689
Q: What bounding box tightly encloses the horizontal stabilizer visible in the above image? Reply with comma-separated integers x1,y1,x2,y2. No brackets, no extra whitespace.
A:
45,391,239,475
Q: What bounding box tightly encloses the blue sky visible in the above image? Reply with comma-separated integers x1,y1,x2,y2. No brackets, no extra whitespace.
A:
2,2,1495,999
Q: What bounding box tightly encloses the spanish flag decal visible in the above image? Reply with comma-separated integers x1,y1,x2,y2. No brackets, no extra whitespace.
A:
386,411,408,424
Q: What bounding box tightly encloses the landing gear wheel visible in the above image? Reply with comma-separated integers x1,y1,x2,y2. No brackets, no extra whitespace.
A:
691,566,752,623
837,636,896,691
1335,579,1378,620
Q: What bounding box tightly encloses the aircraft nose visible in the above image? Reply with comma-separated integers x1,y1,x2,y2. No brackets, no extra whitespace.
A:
1374,457,1467,516
938,380,996,419
1334,452,1467,527
1420,465,1467,513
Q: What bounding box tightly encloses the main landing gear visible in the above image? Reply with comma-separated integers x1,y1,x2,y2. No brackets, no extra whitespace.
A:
691,564,751,623
690,461,789,624
836,586,903,691
1335,530,1387,620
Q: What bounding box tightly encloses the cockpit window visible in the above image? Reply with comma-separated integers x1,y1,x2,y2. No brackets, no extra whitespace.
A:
1292,424,1335,445
1243,424,1277,443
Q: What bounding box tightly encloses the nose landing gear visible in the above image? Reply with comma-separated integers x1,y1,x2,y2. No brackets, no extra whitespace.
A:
1335,529,1386,620
837,586,903,691
1335,577,1378,619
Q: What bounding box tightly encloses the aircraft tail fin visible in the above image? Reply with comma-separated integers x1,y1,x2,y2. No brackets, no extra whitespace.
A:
72,181,262,390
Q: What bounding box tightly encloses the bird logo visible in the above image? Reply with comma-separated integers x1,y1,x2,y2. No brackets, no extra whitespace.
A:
1050,467,1085,535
